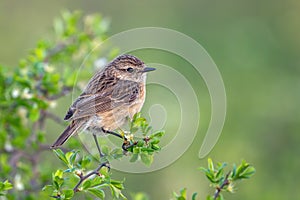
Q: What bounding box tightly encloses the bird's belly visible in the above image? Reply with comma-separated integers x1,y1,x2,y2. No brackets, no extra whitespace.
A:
90,102,143,131
99,108,128,130
88,87,145,131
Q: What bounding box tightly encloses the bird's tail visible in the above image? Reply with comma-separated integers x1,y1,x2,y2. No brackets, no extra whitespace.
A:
51,121,84,149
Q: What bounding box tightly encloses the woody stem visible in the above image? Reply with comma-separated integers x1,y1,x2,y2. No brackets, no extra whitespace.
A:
73,161,110,192
213,172,231,200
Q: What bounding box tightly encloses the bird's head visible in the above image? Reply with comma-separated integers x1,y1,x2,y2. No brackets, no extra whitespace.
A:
108,54,155,82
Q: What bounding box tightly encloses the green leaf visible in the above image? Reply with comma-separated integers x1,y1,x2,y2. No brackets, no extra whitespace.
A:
54,169,63,179
192,192,197,200
239,165,256,179
29,107,40,122
110,183,126,199
63,189,74,199
65,150,78,166
133,147,140,154
53,149,68,165
136,140,145,147
37,131,46,142
173,188,187,200
131,192,149,200
179,188,187,198
50,73,61,83
54,17,64,36
215,162,227,181
206,195,214,200
151,144,160,151
150,130,165,139
83,180,92,190
140,153,153,166
0,180,13,192
218,194,224,200
65,72,77,87
200,163,217,183
198,167,208,173
90,176,104,187
42,185,54,194
79,155,92,169
231,164,237,178
53,169,64,190
208,158,214,172
88,188,105,199
150,137,160,144
111,179,124,190
232,160,255,180
141,147,154,153
130,153,139,162
3,180,13,191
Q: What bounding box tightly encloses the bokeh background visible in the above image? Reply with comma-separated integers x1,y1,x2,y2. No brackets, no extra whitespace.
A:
1,0,299,199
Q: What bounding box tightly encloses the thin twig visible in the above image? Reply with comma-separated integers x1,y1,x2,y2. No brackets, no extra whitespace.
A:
44,43,67,62
43,37,77,63
73,161,110,192
73,130,152,192
214,171,231,200
44,111,66,126
47,86,72,100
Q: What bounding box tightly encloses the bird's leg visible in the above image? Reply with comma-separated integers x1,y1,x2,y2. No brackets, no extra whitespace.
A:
92,133,111,173
93,133,104,158
73,133,110,192
93,133,111,170
101,128,133,152
122,141,138,151
101,127,123,139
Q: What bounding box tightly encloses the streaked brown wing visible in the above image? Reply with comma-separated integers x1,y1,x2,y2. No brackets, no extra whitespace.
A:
64,72,117,120
71,80,140,120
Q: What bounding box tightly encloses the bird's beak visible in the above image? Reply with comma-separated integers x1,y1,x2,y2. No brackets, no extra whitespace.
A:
142,67,156,73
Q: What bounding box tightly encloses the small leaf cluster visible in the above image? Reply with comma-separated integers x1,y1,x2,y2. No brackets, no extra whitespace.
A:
44,113,165,199
172,159,255,200
43,149,126,200
200,158,256,200
93,113,165,166
0,180,13,196
124,113,165,166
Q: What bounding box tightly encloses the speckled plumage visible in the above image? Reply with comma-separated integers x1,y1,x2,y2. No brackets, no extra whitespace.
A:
51,54,154,148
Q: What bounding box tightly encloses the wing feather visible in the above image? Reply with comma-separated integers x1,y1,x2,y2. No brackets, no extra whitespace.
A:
68,80,140,120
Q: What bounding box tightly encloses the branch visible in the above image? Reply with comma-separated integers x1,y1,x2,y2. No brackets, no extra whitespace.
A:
46,86,73,100
44,111,66,126
214,172,231,200
73,161,110,192
72,132,154,192
43,36,77,63
44,43,67,62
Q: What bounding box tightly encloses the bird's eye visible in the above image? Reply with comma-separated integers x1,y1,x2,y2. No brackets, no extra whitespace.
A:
126,67,134,73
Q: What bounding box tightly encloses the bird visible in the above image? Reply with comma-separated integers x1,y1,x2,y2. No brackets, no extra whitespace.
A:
50,54,155,152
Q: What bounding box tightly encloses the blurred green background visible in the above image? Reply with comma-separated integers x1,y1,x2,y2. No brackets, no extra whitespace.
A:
1,0,299,199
